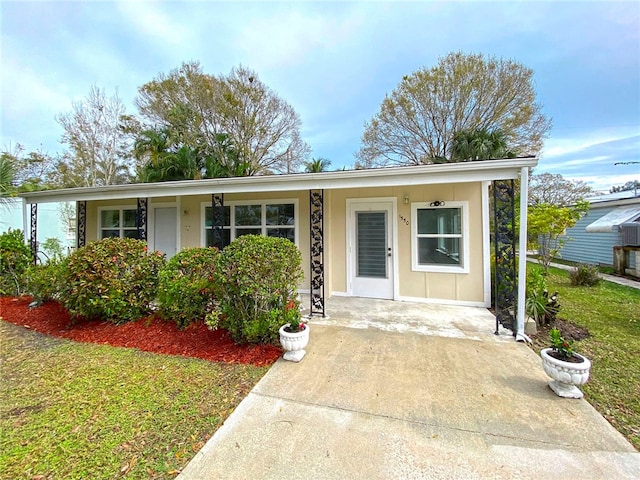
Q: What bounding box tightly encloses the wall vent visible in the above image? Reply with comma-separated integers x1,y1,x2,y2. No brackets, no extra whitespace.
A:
621,223,640,246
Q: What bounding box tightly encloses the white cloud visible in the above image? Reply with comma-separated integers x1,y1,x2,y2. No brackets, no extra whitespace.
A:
541,128,640,159
115,0,195,50
232,6,366,70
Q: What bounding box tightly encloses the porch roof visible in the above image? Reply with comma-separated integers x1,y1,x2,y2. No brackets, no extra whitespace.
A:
20,157,537,204
585,205,640,233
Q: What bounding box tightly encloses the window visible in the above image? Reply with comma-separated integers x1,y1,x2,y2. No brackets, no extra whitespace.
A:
99,208,140,240
411,202,468,273
203,200,297,247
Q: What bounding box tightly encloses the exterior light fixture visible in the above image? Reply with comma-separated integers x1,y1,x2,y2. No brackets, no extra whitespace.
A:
403,194,410,204
430,200,445,207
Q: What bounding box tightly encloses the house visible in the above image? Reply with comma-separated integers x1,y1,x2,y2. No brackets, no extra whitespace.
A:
557,190,640,276
1,197,75,261
18,158,536,338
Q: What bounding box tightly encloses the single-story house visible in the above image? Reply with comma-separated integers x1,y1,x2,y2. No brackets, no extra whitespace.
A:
1,197,75,260
19,158,536,338
557,190,640,276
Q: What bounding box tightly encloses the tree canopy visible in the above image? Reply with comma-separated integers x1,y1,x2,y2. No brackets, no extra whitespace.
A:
56,85,134,187
529,172,593,206
356,52,552,167
135,62,309,176
610,180,639,194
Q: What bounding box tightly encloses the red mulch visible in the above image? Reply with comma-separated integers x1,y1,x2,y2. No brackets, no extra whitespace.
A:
0,296,282,367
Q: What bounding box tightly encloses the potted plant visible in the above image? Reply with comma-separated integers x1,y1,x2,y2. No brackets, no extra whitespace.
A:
540,328,591,398
278,298,309,362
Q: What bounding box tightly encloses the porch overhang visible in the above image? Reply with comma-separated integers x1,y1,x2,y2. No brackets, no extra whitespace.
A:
19,158,537,204
585,206,640,233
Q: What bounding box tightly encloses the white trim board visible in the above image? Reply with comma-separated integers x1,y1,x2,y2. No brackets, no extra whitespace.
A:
21,158,538,204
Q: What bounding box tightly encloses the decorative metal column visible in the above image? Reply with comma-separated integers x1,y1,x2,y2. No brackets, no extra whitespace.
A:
309,189,325,316
77,201,87,248
30,203,38,264
492,180,517,334
210,193,225,249
137,198,148,241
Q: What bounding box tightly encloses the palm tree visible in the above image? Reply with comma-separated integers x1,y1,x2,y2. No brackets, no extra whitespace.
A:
304,157,332,173
450,128,515,162
0,153,17,207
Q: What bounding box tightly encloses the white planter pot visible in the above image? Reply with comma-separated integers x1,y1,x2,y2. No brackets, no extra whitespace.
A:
540,347,591,398
279,323,310,362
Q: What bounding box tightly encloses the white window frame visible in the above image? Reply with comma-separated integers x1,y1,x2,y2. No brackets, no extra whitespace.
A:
200,198,299,247
97,205,139,240
411,201,469,274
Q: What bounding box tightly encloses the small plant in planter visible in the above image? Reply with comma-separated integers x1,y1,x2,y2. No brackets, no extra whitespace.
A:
540,328,591,398
279,297,310,362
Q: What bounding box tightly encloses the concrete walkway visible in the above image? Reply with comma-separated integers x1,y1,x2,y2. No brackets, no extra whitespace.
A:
177,314,639,479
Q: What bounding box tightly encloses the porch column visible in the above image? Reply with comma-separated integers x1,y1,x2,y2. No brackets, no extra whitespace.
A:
309,189,325,317
77,201,87,248
30,203,38,264
210,193,225,250
516,167,530,341
492,179,517,335
137,198,148,241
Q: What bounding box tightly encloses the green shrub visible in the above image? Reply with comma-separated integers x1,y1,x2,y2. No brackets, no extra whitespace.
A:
26,258,68,303
207,235,304,345
0,228,33,296
525,264,560,327
157,247,219,328
61,238,166,323
569,263,601,287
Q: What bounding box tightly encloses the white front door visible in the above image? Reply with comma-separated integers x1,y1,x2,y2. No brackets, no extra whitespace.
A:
348,200,395,299
153,207,177,259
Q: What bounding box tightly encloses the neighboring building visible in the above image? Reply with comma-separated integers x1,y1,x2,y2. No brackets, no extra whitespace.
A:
19,158,536,336
557,190,640,274
1,198,75,260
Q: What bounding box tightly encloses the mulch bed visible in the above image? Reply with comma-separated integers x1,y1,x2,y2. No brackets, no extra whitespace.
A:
0,296,282,367
530,317,591,351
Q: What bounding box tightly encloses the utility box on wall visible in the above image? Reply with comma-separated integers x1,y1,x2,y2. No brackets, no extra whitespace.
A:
621,223,640,246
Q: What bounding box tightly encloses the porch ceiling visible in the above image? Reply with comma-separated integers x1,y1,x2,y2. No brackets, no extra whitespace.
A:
20,157,537,204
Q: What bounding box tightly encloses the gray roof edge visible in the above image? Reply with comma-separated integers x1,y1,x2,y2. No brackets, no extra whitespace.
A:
20,157,537,204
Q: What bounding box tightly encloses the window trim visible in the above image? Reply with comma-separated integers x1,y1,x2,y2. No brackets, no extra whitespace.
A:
97,205,139,240
200,198,299,247
411,201,469,273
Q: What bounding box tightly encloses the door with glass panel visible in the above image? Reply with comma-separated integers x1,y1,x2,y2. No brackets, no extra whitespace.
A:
348,200,394,299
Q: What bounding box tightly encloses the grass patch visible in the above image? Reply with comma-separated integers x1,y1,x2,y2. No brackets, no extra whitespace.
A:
542,267,640,449
0,321,269,479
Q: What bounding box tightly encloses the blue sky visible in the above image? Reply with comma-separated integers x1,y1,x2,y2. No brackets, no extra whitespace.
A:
1,0,638,192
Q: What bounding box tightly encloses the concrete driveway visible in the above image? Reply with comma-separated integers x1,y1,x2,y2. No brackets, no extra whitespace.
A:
177,303,639,479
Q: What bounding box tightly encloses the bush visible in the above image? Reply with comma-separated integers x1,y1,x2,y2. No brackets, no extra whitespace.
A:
157,247,219,328
207,235,304,345
0,228,33,296
569,263,601,287
61,238,166,323
525,264,560,328
26,259,68,303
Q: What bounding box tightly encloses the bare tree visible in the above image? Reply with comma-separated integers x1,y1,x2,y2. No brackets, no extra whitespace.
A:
529,172,593,206
56,86,134,186
356,52,552,167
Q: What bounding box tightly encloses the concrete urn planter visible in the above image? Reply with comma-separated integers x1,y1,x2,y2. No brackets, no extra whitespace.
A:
279,323,309,362
540,348,591,398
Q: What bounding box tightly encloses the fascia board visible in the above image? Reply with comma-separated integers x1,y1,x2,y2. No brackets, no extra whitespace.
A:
20,158,536,204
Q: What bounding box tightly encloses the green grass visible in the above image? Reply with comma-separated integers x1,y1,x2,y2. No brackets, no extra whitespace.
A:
0,321,269,480
544,266,640,449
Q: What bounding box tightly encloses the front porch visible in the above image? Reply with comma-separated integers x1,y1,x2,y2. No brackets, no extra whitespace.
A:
302,295,513,342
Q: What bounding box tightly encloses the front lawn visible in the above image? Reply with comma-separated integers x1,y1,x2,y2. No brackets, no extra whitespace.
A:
534,266,640,450
0,321,269,480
